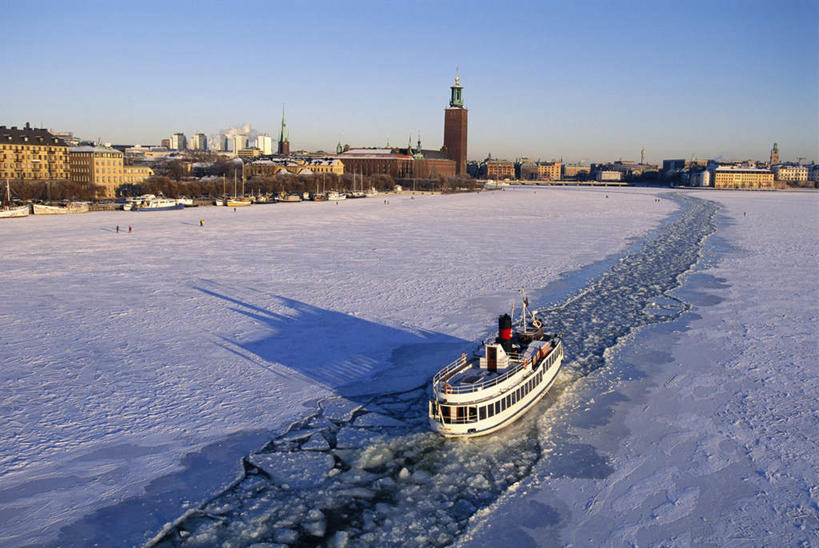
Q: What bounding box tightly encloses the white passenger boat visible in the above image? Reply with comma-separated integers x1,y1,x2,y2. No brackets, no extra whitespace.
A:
428,293,564,437
327,191,347,201
133,197,184,211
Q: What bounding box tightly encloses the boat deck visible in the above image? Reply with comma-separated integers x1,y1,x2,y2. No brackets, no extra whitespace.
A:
447,361,510,388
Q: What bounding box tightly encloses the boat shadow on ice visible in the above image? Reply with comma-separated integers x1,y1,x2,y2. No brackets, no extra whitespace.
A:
149,194,722,547
193,287,472,392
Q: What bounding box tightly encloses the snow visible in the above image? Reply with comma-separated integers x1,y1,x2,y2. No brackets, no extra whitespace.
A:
0,188,673,545
4,187,814,546
463,190,819,546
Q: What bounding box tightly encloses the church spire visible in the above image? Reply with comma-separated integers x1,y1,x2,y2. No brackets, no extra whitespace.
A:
279,105,288,144
277,104,290,155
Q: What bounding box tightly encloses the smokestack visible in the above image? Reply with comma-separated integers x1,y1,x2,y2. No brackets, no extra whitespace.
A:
498,314,512,352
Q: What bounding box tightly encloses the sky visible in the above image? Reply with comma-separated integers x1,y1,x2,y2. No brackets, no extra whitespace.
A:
1,0,817,163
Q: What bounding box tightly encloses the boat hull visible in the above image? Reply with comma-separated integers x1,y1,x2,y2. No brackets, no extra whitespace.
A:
0,206,30,218
33,203,89,215
226,200,251,207
133,204,184,211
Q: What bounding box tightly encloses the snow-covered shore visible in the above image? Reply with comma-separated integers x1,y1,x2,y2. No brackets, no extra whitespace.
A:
465,190,819,545
0,188,674,546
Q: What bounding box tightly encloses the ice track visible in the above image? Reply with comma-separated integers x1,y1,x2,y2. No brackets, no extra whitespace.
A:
150,194,718,547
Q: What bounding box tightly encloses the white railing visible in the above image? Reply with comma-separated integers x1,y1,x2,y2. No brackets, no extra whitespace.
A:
432,340,562,396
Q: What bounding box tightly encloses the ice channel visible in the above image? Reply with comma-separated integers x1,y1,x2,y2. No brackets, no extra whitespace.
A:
150,194,719,547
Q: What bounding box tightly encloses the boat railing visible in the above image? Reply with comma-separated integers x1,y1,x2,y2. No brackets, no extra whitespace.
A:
433,340,563,396
434,347,553,396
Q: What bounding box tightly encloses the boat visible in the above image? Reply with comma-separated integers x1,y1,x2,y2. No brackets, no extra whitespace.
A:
176,197,195,207
428,292,564,437
0,205,29,218
133,197,184,211
1,181,29,218
349,168,366,198
279,193,302,203
226,198,251,207
32,202,89,215
327,191,346,201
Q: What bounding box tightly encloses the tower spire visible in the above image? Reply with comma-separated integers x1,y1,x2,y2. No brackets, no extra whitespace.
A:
449,73,463,108
277,104,290,155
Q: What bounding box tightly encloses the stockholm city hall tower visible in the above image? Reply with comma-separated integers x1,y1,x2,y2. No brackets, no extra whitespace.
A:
443,76,467,175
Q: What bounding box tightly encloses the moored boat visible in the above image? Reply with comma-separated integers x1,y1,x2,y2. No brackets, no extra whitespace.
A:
279,193,302,203
226,198,251,207
133,197,184,211
32,202,89,215
0,205,29,218
1,181,29,218
428,293,564,437
327,191,346,201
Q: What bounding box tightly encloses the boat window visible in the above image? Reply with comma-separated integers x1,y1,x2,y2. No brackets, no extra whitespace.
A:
517,388,522,400
488,404,495,418
479,406,487,420
468,407,478,422
501,398,506,412
495,401,501,414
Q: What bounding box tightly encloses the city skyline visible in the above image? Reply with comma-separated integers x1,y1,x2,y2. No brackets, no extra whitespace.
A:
1,0,817,163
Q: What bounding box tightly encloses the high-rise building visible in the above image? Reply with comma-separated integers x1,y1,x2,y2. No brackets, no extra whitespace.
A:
170,132,187,150
640,146,646,165
278,107,290,155
770,142,779,165
256,134,274,155
191,133,208,151
232,135,248,155
160,138,171,148
443,76,468,175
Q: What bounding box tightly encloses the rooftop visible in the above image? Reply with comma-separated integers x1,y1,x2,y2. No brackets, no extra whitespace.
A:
0,124,67,147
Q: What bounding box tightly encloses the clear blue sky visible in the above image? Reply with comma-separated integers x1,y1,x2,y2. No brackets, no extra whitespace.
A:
1,0,816,163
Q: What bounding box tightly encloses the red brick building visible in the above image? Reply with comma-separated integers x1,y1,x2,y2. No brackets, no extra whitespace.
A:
443,76,468,176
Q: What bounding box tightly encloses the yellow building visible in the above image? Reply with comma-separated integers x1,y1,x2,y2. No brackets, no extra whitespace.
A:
123,165,154,185
304,158,344,175
69,146,124,198
0,124,69,181
482,159,515,180
711,167,774,189
237,147,262,159
772,165,808,182
521,161,562,180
